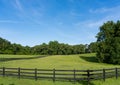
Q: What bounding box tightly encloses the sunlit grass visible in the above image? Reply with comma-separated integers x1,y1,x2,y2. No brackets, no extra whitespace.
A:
0,75,120,85
0,53,119,69
0,53,120,85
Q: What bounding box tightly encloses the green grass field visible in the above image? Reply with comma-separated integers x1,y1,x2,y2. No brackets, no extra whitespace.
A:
0,53,120,85
1,76,120,85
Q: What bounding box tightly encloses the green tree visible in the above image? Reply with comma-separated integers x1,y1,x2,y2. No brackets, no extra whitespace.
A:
0,37,12,54
88,42,97,53
49,41,59,55
96,21,120,64
73,44,86,54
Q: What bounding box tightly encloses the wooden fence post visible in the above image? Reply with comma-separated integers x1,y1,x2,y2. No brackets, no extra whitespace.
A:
35,68,37,80
18,67,20,79
1,67,119,82
115,68,118,79
74,69,76,84
3,67,5,77
103,69,105,81
53,69,55,82
87,70,90,85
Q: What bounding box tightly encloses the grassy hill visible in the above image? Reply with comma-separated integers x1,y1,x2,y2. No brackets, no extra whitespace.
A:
0,53,120,85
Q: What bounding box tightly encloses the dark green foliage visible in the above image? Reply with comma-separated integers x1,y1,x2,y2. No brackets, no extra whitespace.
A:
32,41,86,55
0,37,12,54
0,37,31,55
0,37,87,55
96,21,120,64
88,42,97,53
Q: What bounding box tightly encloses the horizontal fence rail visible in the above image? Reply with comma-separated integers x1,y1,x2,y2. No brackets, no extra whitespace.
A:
0,67,120,85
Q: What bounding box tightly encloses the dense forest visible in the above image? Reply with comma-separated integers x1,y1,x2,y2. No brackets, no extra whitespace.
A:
0,37,97,55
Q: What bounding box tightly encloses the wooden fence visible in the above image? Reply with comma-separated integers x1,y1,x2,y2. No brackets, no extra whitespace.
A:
0,67,120,85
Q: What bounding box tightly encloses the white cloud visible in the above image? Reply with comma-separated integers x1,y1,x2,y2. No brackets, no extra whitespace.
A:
89,8,111,13
0,20,21,23
76,5,120,30
72,5,120,44
70,11,82,17
75,20,102,30
14,0,23,12
89,5,120,14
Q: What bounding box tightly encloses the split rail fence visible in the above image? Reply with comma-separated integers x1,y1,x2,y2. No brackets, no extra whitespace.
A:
0,67,120,84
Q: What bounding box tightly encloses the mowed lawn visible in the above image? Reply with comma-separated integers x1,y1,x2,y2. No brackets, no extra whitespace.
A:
0,53,120,85
0,53,119,69
1,76,120,85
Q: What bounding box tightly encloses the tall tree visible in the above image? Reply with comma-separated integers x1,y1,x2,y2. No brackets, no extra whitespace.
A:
96,21,120,64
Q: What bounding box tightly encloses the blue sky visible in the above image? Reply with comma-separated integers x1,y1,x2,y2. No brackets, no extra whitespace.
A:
0,0,120,46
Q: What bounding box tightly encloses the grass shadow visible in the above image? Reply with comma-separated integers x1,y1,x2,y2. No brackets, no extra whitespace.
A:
80,56,98,63
77,80,95,85
0,56,48,62
0,84,15,85
37,78,95,85
0,75,96,85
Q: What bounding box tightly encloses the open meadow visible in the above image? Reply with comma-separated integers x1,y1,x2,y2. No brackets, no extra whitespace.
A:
0,53,119,69
0,53,120,85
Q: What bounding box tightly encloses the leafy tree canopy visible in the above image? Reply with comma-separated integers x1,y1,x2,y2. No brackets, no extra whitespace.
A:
96,20,120,64
0,37,91,55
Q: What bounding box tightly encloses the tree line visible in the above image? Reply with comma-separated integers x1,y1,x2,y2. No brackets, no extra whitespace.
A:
0,37,31,55
0,37,97,55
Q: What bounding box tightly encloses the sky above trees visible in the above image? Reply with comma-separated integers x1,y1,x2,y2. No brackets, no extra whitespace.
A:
0,0,120,46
